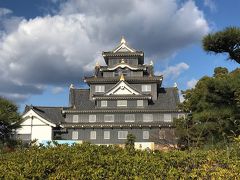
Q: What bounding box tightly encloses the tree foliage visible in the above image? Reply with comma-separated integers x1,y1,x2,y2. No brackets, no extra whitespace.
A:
176,67,240,147
0,97,21,146
202,27,240,64
125,133,136,154
1,142,240,179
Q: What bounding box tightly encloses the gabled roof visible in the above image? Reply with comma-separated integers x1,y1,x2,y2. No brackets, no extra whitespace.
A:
65,87,179,112
107,62,140,71
102,37,144,65
112,37,136,53
84,75,163,84
23,106,65,125
104,77,142,96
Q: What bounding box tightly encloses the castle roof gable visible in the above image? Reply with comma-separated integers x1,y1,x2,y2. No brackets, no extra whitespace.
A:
105,77,142,96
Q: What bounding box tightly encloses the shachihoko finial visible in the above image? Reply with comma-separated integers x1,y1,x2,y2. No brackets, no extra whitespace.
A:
70,84,74,89
95,61,100,67
120,74,125,81
120,36,126,44
150,60,154,66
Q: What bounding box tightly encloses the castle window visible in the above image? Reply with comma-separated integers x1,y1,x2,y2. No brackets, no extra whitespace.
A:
143,114,153,122
104,131,110,139
159,130,166,139
72,131,78,140
143,131,149,139
118,131,128,139
142,84,151,92
137,100,143,107
164,114,172,122
104,114,114,122
125,114,135,122
117,100,127,107
89,115,96,123
95,85,105,92
101,100,107,107
90,131,96,140
73,115,79,123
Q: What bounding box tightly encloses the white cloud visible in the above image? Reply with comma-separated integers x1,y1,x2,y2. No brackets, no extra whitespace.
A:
187,78,198,89
0,0,209,102
204,0,217,12
158,62,189,79
51,86,64,94
0,8,12,16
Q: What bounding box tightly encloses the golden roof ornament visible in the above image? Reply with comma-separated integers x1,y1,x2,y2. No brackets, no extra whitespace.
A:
120,74,125,81
120,36,126,44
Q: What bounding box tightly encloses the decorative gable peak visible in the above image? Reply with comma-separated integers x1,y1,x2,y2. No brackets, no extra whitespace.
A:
105,80,141,96
113,36,136,53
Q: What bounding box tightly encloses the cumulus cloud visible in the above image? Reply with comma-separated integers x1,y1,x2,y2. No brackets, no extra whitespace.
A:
0,0,209,102
187,78,198,89
0,8,12,16
157,62,189,79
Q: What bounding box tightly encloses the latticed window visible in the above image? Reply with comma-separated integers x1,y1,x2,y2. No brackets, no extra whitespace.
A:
118,131,128,139
95,85,105,92
73,115,79,123
101,100,107,107
104,131,110,139
117,100,127,107
104,114,114,122
164,114,172,122
89,115,96,123
72,131,78,140
90,131,96,140
125,114,135,122
141,84,151,92
137,100,143,107
143,114,153,122
143,131,149,139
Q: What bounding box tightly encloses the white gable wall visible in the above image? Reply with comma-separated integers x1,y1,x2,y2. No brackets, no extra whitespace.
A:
17,110,55,141
106,81,141,95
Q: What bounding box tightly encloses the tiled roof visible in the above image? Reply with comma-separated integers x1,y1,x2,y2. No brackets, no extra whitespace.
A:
66,87,180,112
24,105,65,125
100,64,146,71
69,89,95,110
84,76,163,84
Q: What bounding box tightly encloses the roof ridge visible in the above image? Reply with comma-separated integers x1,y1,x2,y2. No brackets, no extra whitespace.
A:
74,88,90,91
32,106,65,108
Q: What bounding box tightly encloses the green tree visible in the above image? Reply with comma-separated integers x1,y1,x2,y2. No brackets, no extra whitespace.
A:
0,97,21,147
125,133,136,153
175,67,240,147
202,27,240,64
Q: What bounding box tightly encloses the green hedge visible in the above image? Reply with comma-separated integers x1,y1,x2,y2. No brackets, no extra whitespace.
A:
0,143,240,179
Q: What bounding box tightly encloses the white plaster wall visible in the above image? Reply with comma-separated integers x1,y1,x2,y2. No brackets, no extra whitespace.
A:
17,126,31,134
17,115,53,141
32,126,52,141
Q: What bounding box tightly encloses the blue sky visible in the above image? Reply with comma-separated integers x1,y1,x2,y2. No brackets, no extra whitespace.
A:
0,0,239,112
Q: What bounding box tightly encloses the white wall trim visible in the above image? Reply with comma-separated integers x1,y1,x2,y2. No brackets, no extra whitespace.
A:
22,109,56,127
